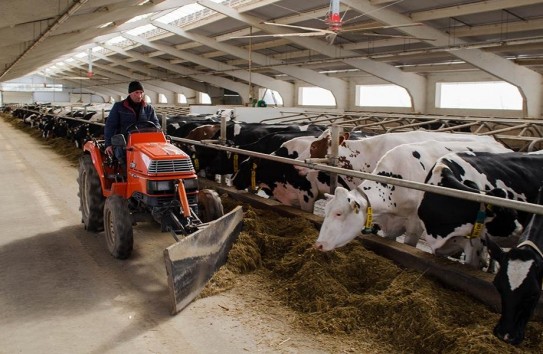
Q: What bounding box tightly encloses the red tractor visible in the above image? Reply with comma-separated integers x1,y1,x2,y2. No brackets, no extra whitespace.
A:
77,121,226,259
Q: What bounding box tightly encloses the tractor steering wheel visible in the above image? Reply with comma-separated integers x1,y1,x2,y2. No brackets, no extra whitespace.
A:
126,121,160,134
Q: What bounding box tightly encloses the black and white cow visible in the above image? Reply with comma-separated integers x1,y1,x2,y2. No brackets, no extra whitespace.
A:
418,151,543,267
235,129,500,212
186,122,324,176
232,135,322,210
486,187,543,345
206,129,325,177
314,139,511,251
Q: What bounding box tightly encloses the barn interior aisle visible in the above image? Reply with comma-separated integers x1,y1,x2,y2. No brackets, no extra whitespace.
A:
3,111,543,353
0,115,385,353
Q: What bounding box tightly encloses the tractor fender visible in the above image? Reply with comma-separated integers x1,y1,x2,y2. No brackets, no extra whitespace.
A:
82,140,110,193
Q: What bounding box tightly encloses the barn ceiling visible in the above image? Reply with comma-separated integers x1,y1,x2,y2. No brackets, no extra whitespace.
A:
1,0,543,97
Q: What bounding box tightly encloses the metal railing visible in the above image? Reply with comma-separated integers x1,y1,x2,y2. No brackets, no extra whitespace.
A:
170,132,543,216
9,105,543,216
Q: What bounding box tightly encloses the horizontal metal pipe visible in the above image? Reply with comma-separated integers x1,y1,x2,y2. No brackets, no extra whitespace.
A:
13,107,543,215
171,135,543,216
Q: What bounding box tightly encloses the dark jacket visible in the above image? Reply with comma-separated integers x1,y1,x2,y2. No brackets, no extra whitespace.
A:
104,98,160,147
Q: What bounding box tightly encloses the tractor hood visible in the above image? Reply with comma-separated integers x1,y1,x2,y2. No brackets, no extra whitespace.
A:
134,142,190,160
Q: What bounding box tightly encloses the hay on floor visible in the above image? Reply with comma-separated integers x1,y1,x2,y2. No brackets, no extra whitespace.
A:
207,203,543,354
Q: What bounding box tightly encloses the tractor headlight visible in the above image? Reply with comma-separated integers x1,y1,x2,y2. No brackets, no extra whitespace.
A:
148,180,175,194
182,178,198,191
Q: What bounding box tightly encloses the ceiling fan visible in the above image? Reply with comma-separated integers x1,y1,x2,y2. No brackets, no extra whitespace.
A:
231,0,433,44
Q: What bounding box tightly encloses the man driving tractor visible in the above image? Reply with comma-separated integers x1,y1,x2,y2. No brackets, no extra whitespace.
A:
104,81,161,166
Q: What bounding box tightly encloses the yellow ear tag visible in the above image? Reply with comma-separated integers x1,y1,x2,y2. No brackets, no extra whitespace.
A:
470,222,483,239
251,162,257,191
193,155,199,171
233,154,238,173
365,207,373,229
468,209,486,239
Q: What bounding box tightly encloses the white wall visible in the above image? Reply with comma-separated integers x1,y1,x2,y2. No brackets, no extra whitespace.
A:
2,91,33,104
426,71,525,118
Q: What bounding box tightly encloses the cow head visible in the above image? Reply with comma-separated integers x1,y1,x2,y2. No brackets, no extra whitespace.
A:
309,130,350,158
315,187,370,251
419,157,522,252
487,187,543,345
487,237,543,345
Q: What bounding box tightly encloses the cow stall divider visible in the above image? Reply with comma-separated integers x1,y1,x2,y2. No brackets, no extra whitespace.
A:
260,110,543,152
11,104,543,213
172,132,543,217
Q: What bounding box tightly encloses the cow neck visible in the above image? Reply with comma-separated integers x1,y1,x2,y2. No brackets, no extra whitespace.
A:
466,202,487,239
517,240,543,260
355,186,374,234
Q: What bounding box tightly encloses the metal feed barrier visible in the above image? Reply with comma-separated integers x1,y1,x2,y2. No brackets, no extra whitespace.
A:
9,104,543,216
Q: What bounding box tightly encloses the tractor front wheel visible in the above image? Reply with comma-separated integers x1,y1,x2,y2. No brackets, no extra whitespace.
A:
198,189,224,222
104,195,133,259
78,154,105,232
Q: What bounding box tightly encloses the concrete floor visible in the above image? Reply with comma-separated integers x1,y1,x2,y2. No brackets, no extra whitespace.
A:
0,118,338,354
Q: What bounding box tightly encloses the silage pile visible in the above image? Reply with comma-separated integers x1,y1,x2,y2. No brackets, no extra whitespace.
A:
207,201,543,354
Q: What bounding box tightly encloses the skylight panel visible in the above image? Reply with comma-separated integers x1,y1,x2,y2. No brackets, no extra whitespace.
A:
154,0,224,24
126,24,157,36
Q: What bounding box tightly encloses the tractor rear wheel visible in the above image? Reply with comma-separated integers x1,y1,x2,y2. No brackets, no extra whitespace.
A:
198,189,224,222
78,154,105,232
104,195,133,259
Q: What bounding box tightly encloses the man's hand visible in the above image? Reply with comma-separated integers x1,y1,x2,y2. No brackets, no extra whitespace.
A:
105,145,113,156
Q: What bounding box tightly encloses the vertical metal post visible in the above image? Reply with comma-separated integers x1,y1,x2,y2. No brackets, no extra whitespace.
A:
329,125,342,193
220,114,227,144
162,114,167,133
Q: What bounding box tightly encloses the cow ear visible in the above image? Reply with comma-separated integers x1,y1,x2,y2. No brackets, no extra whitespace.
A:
334,187,351,202
339,132,349,146
324,193,334,201
485,236,505,265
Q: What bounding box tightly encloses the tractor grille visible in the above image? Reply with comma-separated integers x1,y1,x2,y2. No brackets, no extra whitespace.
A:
148,159,194,174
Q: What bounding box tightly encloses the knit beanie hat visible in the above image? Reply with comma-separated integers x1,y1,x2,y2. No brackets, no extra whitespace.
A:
128,81,144,93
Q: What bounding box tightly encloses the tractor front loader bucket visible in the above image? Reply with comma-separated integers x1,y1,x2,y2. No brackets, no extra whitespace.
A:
164,206,243,314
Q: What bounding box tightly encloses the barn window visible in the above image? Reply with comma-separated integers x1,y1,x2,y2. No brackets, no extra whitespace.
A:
145,95,152,103
436,81,522,110
356,84,411,107
298,87,336,106
258,88,283,106
177,94,187,104
199,92,211,104
158,93,167,104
